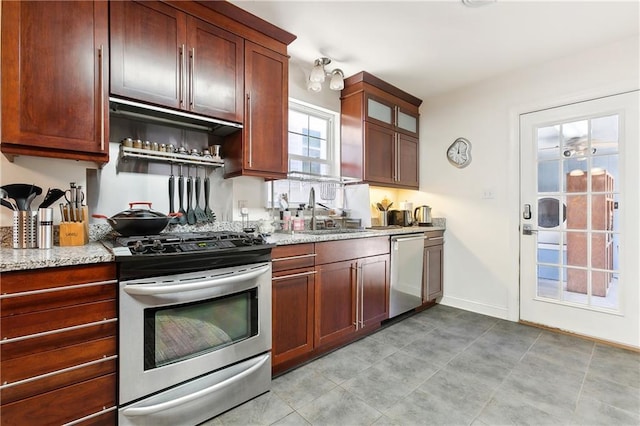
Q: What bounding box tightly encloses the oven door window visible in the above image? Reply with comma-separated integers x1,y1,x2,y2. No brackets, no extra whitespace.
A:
144,288,258,370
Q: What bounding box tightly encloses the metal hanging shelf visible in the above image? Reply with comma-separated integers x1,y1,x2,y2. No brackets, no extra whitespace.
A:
285,171,361,185
119,145,224,168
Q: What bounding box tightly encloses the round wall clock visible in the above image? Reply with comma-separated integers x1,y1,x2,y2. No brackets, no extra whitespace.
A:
446,137,472,168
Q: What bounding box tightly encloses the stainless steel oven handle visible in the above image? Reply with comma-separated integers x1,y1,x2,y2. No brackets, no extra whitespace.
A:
120,353,270,417
123,264,270,296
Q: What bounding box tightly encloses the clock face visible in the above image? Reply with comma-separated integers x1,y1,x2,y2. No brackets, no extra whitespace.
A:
447,138,472,168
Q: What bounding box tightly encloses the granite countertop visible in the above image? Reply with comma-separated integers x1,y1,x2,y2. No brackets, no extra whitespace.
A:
1,221,445,273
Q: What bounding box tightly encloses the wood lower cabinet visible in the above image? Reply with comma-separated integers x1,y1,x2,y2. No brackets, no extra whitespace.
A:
271,244,316,373
1,0,109,163
423,231,444,303
0,263,117,426
224,41,289,179
315,237,390,348
315,260,358,348
271,237,390,375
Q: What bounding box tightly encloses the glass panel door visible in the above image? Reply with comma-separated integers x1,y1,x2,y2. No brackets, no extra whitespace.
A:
519,91,639,347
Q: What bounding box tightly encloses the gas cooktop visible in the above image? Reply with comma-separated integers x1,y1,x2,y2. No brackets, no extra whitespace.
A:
111,231,269,257
111,231,274,280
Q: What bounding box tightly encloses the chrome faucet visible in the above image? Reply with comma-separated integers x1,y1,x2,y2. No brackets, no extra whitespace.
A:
309,187,317,230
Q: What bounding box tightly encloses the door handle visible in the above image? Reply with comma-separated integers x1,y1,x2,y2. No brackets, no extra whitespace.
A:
522,224,538,235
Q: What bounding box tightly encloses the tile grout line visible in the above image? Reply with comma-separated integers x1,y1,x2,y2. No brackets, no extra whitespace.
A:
573,342,596,414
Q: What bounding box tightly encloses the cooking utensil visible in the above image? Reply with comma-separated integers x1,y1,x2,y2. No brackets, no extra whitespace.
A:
194,168,207,223
186,166,196,225
177,165,187,225
204,174,216,222
1,189,18,211
168,163,178,224
92,202,181,236
38,188,65,208
1,184,43,210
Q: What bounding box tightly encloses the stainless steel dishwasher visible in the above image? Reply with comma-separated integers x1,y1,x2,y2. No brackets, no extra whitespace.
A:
389,233,425,319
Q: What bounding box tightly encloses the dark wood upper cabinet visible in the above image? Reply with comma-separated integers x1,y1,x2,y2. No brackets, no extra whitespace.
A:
110,1,186,109
341,71,422,189
1,0,109,163
110,1,244,123
187,17,243,121
223,41,289,179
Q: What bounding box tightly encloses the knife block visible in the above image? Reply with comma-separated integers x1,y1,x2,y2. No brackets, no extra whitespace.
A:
59,207,89,246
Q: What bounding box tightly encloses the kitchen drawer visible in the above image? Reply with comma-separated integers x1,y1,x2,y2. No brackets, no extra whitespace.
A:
1,281,116,318
272,243,315,272
1,320,117,361
315,236,389,265
0,264,116,295
0,373,116,426
1,300,116,341
1,352,116,404
424,230,444,247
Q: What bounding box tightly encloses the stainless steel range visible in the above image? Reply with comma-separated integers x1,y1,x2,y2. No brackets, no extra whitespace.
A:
112,231,273,426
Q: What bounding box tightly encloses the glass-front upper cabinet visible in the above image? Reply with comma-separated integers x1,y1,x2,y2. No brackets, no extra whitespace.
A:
365,95,419,137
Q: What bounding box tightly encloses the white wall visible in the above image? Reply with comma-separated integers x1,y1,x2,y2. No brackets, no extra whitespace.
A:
409,36,639,321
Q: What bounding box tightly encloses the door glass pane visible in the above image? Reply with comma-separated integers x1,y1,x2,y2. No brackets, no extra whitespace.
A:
565,267,588,304
591,155,618,188
537,266,562,300
538,160,560,192
566,232,587,267
537,125,560,161
397,110,417,132
591,115,619,156
367,98,392,124
592,272,618,309
563,160,588,192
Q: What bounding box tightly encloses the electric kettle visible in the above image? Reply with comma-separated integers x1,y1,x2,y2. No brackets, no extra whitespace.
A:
414,205,432,226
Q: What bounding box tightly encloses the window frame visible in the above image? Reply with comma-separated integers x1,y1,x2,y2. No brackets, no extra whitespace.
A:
287,99,339,178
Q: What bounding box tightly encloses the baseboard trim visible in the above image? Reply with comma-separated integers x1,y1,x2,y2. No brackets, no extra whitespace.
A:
519,320,640,353
439,296,509,320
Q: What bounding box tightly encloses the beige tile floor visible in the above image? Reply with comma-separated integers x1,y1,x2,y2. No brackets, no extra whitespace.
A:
202,305,640,426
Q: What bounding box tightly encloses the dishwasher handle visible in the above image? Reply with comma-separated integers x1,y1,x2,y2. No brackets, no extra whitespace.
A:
392,234,426,250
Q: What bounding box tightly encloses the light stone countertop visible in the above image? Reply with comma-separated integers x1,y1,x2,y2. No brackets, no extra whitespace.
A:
1,223,445,273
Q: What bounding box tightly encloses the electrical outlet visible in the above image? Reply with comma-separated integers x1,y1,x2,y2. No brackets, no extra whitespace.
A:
482,188,495,199
238,200,248,209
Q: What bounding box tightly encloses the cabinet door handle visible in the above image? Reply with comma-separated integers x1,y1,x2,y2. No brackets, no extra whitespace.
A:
395,134,400,182
247,93,252,167
189,47,195,109
179,44,185,107
271,253,316,262
98,45,105,152
272,270,316,281
359,265,364,328
352,264,358,329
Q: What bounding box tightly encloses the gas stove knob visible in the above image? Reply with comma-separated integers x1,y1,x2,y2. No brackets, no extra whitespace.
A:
133,241,146,253
151,239,164,252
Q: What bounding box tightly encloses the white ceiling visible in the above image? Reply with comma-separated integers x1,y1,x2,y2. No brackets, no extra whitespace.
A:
230,0,640,101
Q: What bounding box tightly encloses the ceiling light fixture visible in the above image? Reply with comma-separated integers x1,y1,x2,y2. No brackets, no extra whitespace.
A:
307,57,344,92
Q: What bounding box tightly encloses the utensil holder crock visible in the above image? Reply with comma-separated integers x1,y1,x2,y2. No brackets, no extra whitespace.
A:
13,210,38,249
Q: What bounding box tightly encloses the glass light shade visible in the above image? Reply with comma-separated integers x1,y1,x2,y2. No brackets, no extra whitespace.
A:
309,63,326,83
307,79,322,92
329,70,344,91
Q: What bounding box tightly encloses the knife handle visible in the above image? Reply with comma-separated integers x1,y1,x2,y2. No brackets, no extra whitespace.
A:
168,175,175,213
